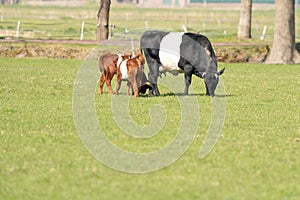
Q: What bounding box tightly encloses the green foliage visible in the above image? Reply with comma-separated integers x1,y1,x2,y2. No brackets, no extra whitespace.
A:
0,58,299,199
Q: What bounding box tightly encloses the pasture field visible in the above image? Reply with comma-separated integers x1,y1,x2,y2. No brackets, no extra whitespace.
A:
1,57,300,199
0,2,300,42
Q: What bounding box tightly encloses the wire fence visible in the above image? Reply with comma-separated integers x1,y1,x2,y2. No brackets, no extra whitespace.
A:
0,18,279,42
1,0,300,43
0,20,97,40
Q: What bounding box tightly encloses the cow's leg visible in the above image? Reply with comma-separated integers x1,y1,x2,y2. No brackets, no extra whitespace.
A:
98,73,105,94
142,48,160,96
135,66,141,89
151,83,160,96
205,83,209,96
148,62,160,96
183,65,193,95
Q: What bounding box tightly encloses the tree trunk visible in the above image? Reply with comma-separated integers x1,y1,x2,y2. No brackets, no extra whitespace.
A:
237,0,252,38
266,0,299,64
97,0,111,41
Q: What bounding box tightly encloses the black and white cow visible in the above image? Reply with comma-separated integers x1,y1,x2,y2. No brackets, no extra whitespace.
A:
140,30,225,96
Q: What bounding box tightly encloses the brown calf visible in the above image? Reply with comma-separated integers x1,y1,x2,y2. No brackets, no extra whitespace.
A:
98,54,131,94
115,53,145,97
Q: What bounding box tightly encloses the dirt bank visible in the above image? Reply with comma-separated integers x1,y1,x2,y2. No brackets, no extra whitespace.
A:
0,40,270,63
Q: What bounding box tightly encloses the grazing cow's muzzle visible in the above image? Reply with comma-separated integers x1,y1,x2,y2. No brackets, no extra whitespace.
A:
203,73,219,97
202,68,225,97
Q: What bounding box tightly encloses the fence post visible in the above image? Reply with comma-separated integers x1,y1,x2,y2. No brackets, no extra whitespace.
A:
80,21,84,40
217,20,221,29
16,21,20,38
260,25,267,40
108,24,115,40
131,38,135,57
182,25,188,33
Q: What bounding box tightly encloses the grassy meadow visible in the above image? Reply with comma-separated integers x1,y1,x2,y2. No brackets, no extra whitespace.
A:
1,57,300,199
1,2,300,199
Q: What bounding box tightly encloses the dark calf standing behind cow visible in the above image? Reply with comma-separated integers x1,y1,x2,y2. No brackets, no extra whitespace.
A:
98,30,224,97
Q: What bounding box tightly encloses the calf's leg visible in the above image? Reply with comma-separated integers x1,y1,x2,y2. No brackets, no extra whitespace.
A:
105,70,114,94
98,73,105,94
126,81,132,96
115,69,122,95
128,68,139,97
115,80,122,95
129,78,139,97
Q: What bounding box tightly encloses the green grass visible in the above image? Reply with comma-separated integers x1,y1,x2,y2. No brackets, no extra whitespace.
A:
0,57,299,199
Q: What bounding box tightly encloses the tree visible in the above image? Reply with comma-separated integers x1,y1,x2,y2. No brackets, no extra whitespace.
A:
267,0,299,64
237,0,252,38
97,0,111,41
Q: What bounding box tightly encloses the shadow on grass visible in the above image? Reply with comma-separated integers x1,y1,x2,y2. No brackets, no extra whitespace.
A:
139,93,236,97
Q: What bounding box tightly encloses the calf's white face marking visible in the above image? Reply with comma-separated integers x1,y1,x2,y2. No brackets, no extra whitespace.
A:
159,32,184,75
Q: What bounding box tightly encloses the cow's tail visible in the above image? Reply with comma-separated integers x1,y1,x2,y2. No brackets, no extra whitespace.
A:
99,55,103,72
140,48,144,57
103,67,107,79
207,42,218,67
99,55,108,80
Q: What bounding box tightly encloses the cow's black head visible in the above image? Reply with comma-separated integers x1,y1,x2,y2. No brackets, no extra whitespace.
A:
202,68,225,97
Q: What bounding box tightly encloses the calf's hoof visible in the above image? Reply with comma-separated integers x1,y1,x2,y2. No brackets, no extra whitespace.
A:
134,90,139,97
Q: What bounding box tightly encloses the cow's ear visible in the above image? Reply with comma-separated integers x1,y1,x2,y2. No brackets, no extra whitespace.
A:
218,68,225,76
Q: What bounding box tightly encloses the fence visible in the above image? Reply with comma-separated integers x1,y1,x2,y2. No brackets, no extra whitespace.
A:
0,17,280,42
0,19,97,40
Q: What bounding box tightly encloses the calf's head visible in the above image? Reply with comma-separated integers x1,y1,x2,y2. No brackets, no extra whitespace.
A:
134,53,145,66
122,54,131,60
202,68,225,97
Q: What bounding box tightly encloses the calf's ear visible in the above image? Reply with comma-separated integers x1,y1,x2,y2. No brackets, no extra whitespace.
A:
218,68,225,76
